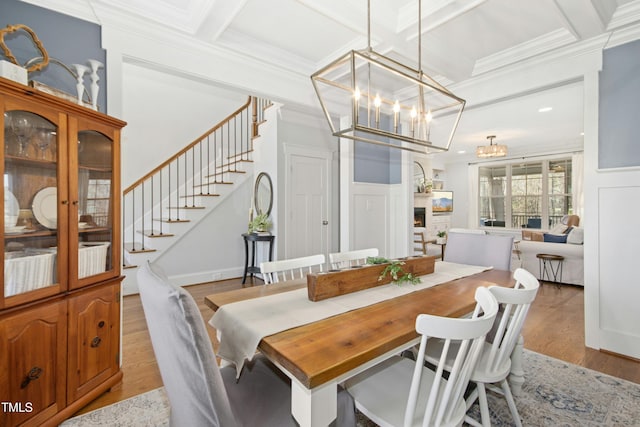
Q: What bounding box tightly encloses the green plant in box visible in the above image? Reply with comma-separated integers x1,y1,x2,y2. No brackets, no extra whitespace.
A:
366,257,421,285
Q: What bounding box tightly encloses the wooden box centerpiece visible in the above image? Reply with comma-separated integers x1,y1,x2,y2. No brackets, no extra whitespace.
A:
307,255,437,301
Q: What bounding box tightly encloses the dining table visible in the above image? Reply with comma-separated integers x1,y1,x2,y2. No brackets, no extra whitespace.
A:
205,263,523,427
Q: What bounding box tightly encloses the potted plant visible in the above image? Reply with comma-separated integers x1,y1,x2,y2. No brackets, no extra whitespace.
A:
436,230,447,244
424,178,433,194
248,213,272,233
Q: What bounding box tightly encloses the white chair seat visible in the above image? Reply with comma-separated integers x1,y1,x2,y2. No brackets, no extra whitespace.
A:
346,356,466,427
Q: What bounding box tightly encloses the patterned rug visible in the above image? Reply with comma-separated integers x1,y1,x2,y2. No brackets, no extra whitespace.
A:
61,350,640,426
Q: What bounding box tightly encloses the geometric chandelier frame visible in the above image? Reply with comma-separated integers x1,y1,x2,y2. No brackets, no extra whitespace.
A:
311,1,466,154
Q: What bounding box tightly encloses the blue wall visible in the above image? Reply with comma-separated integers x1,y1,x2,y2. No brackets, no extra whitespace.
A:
1,0,106,112
599,39,640,169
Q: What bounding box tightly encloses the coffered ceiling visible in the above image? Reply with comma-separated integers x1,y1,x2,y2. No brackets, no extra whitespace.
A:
24,0,640,160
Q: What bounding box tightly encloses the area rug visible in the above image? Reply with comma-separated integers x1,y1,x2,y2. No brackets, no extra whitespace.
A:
61,350,640,426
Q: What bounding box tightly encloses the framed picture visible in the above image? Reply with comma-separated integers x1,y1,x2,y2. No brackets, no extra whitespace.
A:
432,190,453,213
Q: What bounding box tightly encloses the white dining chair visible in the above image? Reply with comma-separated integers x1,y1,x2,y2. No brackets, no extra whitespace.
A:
329,248,379,269
260,254,325,284
425,268,540,427
444,232,514,271
345,287,499,427
137,261,356,427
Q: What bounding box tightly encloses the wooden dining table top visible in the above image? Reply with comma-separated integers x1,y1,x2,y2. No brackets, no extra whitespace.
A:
204,268,514,389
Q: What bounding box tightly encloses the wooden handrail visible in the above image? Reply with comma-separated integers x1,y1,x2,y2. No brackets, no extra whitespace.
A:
123,96,253,195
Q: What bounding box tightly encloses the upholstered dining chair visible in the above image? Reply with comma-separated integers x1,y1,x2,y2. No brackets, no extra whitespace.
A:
137,261,356,427
444,232,514,271
329,248,379,269
260,254,325,284
425,268,540,427
345,287,499,427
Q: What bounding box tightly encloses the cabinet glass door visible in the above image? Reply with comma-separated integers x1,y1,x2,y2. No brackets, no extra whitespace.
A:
3,110,60,300
75,128,114,283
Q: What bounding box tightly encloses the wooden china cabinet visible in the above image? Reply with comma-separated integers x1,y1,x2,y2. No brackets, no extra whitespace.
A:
0,77,125,426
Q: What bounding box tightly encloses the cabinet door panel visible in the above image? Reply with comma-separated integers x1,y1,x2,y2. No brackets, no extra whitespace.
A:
67,282,120,402
69,117,120,289
2,97,69,308
0,301,67,427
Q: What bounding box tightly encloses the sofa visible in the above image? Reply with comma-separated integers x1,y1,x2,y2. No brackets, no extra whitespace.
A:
516,223,584,286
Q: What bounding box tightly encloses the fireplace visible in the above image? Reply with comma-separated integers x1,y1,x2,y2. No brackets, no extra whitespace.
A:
414,208,426,227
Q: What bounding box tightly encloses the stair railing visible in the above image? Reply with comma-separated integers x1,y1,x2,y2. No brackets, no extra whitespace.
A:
122,96,269,261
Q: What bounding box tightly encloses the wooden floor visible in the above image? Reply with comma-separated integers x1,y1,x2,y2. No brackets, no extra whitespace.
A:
76,277,640,416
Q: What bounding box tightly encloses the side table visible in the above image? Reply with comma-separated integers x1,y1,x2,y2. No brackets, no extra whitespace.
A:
242,233,275,284
536,253,564,283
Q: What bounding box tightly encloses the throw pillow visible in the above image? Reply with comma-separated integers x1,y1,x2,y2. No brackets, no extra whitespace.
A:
549,223,568,234
543,233,567,243
567,226,584,244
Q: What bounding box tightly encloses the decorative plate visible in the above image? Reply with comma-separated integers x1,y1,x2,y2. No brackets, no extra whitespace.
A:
4,189,19,227
32,187,57,229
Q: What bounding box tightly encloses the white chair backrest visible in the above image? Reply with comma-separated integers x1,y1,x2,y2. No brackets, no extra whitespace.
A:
137,262,238,427
329,248,379,269
406,287,499,426
444,232,514,270
260,254,325,284
483,268,540,374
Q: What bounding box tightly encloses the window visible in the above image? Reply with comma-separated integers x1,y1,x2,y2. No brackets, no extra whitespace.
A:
85,178,111,227
479,158,572,229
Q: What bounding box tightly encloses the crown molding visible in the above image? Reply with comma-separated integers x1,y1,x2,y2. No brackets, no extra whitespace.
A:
608,0,640,30
473,29,577,77
19,0,99,24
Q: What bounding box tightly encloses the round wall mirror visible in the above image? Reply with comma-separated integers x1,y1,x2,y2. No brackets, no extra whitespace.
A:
414,161,425,193
254,172,273,216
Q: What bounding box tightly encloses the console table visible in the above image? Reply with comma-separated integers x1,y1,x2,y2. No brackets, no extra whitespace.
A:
242,233,275,284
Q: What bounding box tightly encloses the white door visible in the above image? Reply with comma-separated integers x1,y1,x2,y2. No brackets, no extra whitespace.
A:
286,149,330,259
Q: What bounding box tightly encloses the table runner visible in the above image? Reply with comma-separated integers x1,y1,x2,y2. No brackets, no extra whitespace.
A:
209,261,490,375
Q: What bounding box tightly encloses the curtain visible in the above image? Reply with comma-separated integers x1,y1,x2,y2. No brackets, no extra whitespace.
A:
468,163,479,228
572,152,584,220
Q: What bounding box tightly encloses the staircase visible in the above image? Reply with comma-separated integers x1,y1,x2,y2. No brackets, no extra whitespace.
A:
122,96,271,293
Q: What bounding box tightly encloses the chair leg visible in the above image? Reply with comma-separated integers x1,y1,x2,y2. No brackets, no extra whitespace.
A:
477,383,491,427
501,379,522,427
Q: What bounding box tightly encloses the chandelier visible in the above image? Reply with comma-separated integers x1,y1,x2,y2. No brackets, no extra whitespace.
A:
310,0,465,154
476,135,507,158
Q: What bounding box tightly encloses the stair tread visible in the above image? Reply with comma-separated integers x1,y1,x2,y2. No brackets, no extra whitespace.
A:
123,263,138,269
166,206,206,209
153,218,191,223
124,243,157,254
137,230,175,237
180,193,220,197
197,180,233,185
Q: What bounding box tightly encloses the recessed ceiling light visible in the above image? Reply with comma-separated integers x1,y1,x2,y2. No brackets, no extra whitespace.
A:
538,107,553,113
457,150,466,154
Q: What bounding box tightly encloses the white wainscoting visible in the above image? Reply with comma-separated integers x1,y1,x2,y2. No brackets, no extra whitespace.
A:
597,185,640,357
